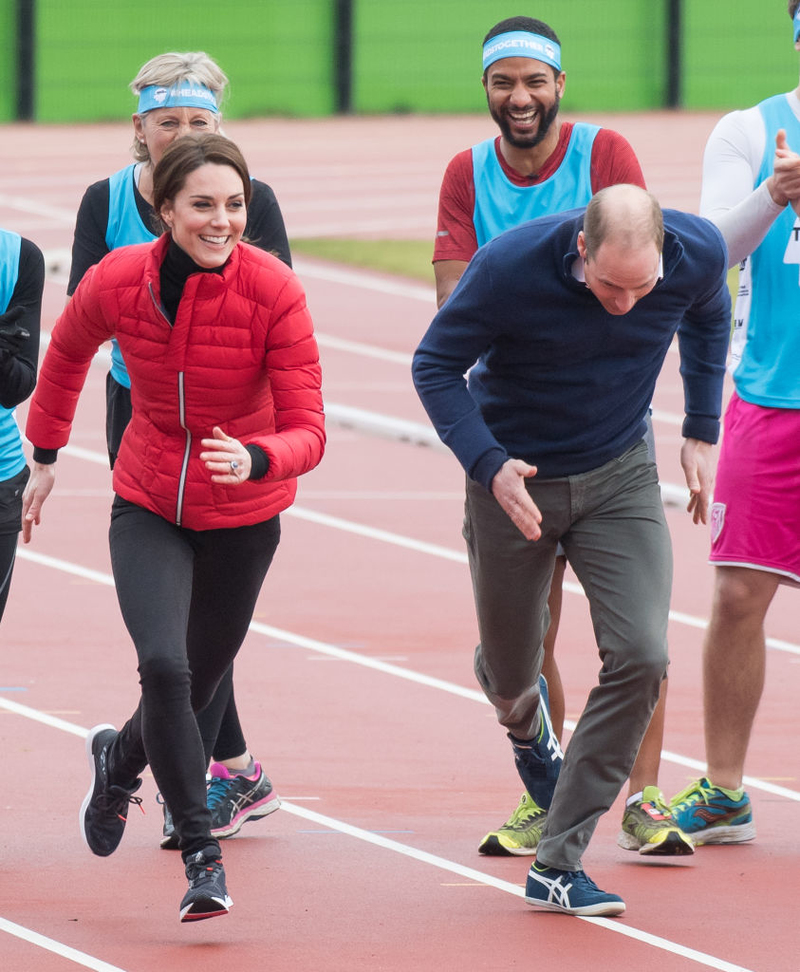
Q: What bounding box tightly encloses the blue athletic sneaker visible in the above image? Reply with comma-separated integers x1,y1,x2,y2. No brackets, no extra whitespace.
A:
525,863,625,916
669,777,756,844
508,675,563,810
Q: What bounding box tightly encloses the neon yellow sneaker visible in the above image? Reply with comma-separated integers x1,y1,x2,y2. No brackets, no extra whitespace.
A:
478,792,546,856
617,785,694,856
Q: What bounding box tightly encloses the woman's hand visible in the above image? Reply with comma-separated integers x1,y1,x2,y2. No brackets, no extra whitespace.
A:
200,426,252,485
21,462,56,543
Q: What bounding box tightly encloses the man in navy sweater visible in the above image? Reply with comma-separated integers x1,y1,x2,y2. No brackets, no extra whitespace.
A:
412,184,730,917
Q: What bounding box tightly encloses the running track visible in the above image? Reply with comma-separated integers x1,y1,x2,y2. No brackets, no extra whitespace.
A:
0,113,798,971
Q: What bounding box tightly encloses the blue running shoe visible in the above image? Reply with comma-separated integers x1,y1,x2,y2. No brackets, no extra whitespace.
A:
525,863,625,916
508,675,563,810
669,777,756,844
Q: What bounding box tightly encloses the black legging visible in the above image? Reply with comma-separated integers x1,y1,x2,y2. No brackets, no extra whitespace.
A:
106,374,250,766
0,466,29,624
106,497,280,860
198,664,248,764
0,531,18,622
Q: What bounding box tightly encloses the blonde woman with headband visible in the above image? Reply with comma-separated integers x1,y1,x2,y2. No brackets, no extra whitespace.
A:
67,52,292,853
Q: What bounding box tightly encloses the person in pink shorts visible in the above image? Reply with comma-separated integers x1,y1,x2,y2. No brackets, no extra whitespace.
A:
670,1,800,843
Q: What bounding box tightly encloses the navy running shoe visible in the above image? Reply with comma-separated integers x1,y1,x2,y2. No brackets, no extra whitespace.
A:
508,675,563,810
180,848,232,922
526,863,625,916
80,724,142,857
157,794,180,850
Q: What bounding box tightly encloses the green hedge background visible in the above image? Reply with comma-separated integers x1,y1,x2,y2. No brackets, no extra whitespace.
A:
1,0,798,122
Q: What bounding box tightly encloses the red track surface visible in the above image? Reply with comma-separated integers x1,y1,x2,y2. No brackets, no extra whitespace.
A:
1,114,798,971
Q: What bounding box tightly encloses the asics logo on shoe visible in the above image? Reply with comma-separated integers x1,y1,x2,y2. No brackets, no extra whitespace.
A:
533,871,574,907
231,790,258,812
539,704,563,762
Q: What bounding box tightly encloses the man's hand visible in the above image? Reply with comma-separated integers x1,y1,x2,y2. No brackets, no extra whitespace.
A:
768,129,800,209
681,438,716,525
490,458,542,539
21,462,56,543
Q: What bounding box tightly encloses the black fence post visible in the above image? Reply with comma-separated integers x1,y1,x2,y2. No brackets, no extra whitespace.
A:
666,0,682,108
16,0,35,121
333,0,353,114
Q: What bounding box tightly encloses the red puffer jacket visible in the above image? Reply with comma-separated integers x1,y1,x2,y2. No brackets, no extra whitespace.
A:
27,234,325,529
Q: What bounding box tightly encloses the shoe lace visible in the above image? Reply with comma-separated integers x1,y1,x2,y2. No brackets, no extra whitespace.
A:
206,776,234,812
640,792,675,819
505,794,545,830
570,870,600,892
670,779,709,811
186,853,224,888
97,784,144,820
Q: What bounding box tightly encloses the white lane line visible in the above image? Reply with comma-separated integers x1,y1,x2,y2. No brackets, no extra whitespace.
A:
282,505,800,659
0,917,128,972
0,194,78,224
40,442,800,661
0,695,88,737
316,333,413,365
279,802,755,972
11,547,800,804
0,699,758,972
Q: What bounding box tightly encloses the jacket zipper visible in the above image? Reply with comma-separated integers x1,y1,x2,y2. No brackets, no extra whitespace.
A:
176,372,190,527
149,282,190,526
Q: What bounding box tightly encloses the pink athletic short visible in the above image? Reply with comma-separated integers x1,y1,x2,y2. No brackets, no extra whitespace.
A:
709,392,800,585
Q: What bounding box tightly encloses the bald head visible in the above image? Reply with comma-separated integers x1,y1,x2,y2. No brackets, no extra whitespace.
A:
577,186,664,316
581,185,664,261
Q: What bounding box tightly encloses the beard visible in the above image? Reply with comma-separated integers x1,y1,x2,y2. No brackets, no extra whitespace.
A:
490,92,561,150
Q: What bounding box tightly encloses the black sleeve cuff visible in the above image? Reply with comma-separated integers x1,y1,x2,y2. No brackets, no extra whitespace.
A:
245,445,269,480
32,447,58,464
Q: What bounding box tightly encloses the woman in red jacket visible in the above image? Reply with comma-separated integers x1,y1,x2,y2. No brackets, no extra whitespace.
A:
22,133,325,923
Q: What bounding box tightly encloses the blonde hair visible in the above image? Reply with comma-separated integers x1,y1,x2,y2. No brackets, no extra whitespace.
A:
130,52,228,162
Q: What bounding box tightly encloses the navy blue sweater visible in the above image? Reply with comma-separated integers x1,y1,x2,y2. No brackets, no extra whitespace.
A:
412,208,730,490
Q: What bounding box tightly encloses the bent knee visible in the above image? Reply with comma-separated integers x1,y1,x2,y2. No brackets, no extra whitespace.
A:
712,567,777,623
138,655,191,696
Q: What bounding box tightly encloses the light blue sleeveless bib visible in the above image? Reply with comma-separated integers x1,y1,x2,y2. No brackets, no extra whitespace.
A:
105,165,157,388
0,230,25,480
471,124,599,246
734,94,800,406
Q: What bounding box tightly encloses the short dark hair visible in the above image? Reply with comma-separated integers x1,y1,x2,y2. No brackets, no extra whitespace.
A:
483,16,559,46
790,1,800,19
152,133,251,218
482,17,561,79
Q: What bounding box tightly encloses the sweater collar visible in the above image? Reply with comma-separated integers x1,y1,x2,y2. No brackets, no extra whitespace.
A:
560,216,683,290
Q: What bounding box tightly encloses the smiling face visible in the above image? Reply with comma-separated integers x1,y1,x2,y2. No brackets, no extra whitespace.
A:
133,106,219,167
578,231,661,316
160,162,246,268
483,56,564,149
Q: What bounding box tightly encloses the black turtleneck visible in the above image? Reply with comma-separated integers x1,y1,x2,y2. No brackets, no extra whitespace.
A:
158,239,269,481
159,237,223,324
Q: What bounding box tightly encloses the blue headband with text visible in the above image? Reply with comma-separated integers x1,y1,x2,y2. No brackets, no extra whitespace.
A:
482,31,562,72
137,83,219,115
794,9,800,42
